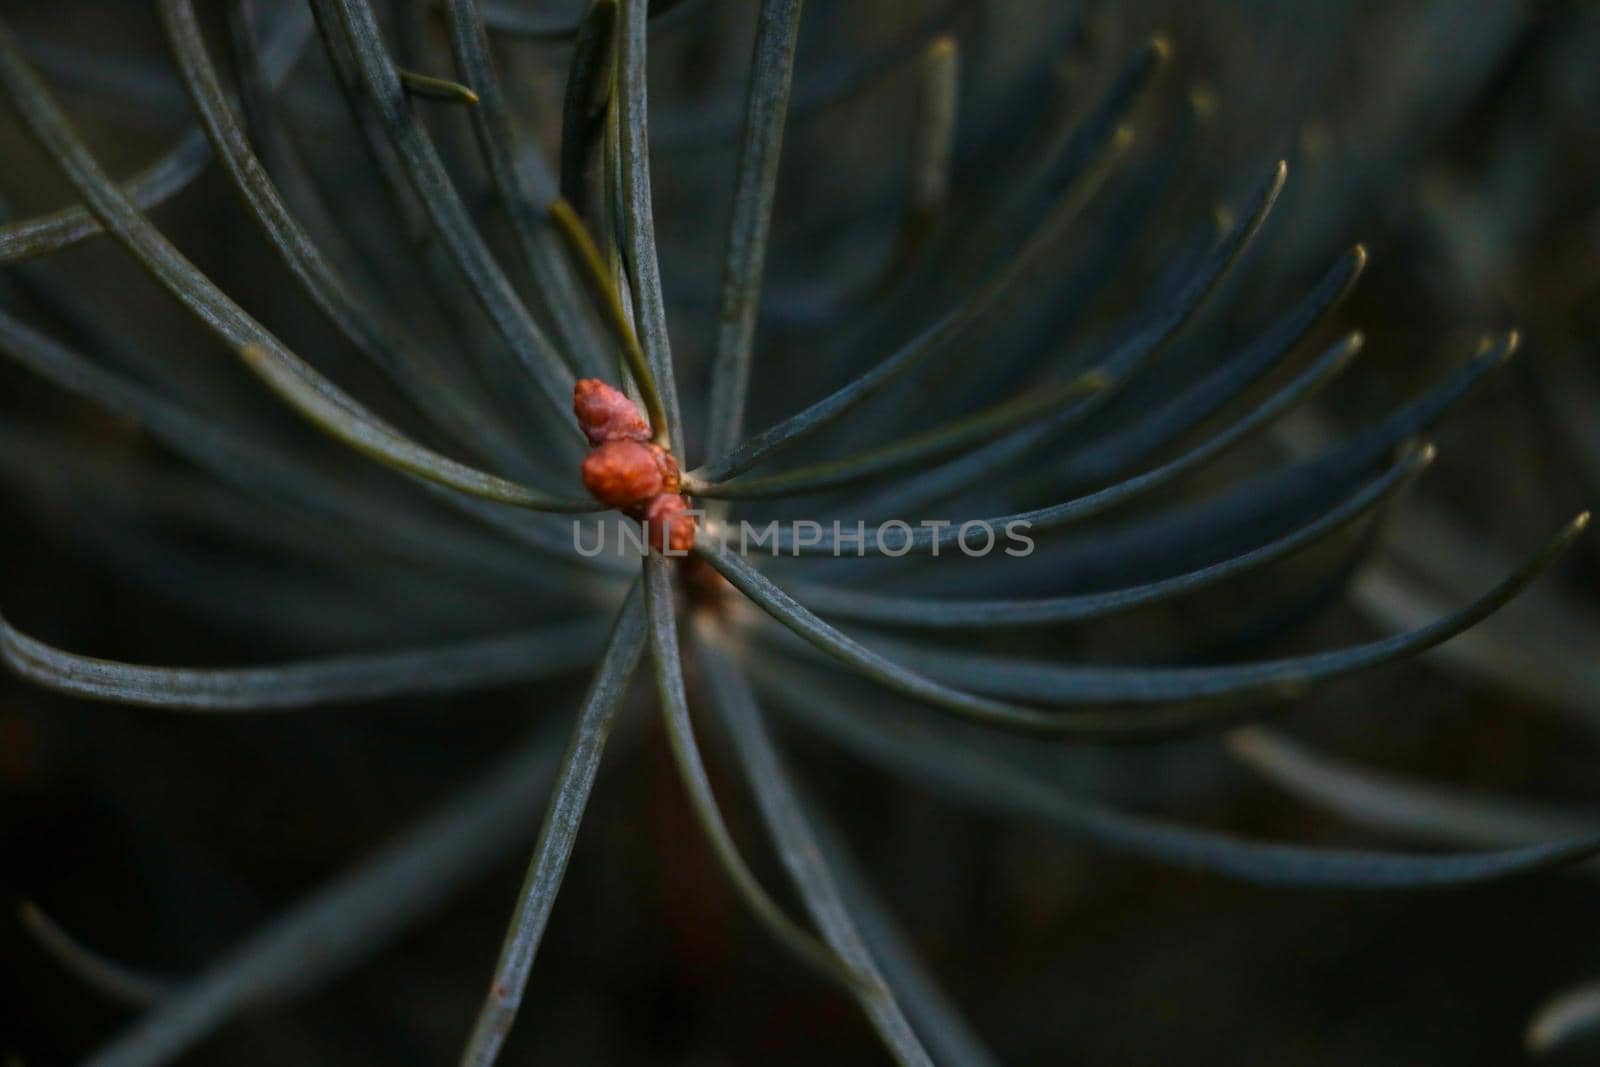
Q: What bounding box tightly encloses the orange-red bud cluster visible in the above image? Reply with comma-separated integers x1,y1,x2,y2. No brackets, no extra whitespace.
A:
574,380,695,554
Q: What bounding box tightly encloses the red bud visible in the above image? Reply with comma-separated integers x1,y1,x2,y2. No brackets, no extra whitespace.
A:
573,379,650,446
581,440,665,506
645,494,696,554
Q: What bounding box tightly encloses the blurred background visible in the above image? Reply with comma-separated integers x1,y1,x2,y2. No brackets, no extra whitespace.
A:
2,0,1599,1063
